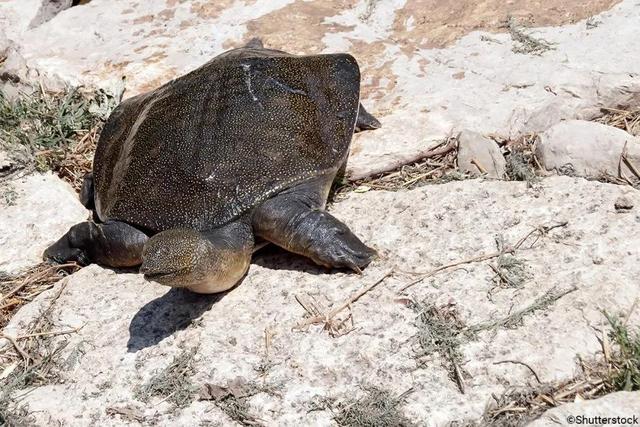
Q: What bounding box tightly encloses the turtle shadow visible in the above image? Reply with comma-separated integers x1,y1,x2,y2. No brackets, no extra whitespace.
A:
127,287,224,352
251,245,333,275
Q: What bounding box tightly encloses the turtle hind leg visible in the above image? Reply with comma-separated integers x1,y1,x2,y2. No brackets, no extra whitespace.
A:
44,220,148,267
252,176,377,272
354,103,381,133
244,37,264,49
140,220,254,294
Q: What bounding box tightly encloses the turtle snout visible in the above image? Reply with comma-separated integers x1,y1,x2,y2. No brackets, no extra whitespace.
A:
140,229,203,287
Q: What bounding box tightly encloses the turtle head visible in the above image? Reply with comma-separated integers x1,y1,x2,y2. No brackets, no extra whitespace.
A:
140,229,205,288
140,228,251,294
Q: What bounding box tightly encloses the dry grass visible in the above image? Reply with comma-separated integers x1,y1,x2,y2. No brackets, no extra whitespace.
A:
134,346,198,409
593,107,640,188
491,255,530,290
199,378,279,426
488,236,532,296
451,309,640,426
470,286,577,334
499,133,540,185
0,262,80,330
411,301,469,393
401,221,568,292
0,280,81,424
595,107,640,137
331,137,459,201
309,386,415,427
409,286,574,395
294,270,393,337
332,132,544,201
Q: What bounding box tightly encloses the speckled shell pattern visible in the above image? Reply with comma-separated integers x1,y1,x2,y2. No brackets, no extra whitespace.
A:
93,48,361,233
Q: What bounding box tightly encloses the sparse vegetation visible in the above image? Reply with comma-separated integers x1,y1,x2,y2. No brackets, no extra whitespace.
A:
134,346,198,408
212,392,261,426
409,286,576,394
490,236,531,291
595,106,640,137
505,151,538,183
309,386,415,427
1,185,18,206
585,17,602,29
332,130,546,201
605,312,640,392
411,301,469,392
492,254,530,288
471,286,576,333
493,133,541,185
0,85,120,189
199,378,277,426
330,137,459,201
506,17,556,55
457,311,640,426
0,262,80,329
0,281,79,424
595,107,640,187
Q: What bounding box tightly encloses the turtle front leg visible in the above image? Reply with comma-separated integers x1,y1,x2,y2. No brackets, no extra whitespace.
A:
140,220,254,294
44,220,149,267
253,183,377,272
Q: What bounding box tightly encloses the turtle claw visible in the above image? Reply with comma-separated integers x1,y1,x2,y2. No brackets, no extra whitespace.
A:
310,226,377,273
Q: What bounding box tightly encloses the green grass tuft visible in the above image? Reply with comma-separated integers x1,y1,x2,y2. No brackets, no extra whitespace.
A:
605,312,640,391
0,86,119,184
505,151,538,183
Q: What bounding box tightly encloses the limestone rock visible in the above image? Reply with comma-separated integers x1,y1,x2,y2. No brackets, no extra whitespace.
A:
28,0,74,29
0,173,89,275
456,130,506,178
0,0,73,40
535,120,640,179
2,0,639,179
0,0,42,39
3,177,639,425
529,392,640,426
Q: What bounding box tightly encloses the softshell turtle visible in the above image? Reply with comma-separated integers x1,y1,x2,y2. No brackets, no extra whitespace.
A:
44,41,381,293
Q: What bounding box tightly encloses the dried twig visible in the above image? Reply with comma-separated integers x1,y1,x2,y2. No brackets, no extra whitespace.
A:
347,138,457,182
494,360,542,384
13,326,83,340
0,334,31,362
0,263,77,305
400,222,568,292
471,158,487,174
622,151,640,181
294,270,394,335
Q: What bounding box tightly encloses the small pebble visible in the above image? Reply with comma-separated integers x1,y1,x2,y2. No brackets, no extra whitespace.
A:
614,196,634,212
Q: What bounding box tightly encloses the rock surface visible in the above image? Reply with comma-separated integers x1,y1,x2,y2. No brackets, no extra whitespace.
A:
0,0,43,38
1,0,639,179
0,173,89,275
528,391,640,426
456,130,506,178
536,120,640,179
3,177,640,425
2,1,640,425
